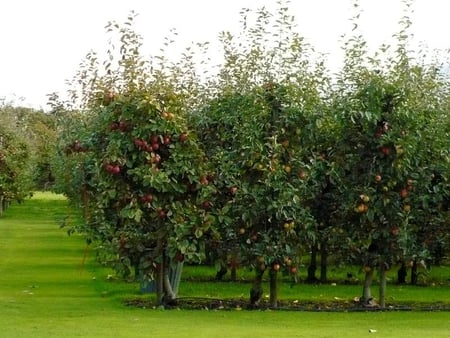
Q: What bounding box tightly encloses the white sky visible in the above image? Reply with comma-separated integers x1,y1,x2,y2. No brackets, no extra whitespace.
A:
1,0,449,110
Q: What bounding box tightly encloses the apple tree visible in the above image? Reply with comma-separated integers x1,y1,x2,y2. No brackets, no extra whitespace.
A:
54,15,218,306
329,3,450,307
0,124,32,214
190,4,330,308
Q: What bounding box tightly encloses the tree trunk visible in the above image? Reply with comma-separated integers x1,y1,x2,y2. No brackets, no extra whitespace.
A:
249,268,264,308
411,260,418,285
155,264,164,306
0,196,3,217
215,262,227,281
361,268,374,306
320,240,328,283
379,262,387,309
230,265,237,282
397,261,407,284
306,243,318,283
163,265,176,305
269,268,278,308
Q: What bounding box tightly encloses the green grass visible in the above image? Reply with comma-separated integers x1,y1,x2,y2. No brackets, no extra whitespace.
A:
0,192,449,338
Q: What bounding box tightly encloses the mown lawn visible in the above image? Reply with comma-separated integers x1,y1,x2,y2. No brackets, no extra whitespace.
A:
0,192,449,338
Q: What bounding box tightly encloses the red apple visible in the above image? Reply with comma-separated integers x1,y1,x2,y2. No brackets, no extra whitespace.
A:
200,176,209,185
110,121,119,130
150,135,159,144
104,163,114,173
134,139,145,149
141,194,153,203
229,186,238,195
157,208,166,219
111,165,120,175
400,188,408,199
381,146,390,155
179,133,188,143
163,135,172,145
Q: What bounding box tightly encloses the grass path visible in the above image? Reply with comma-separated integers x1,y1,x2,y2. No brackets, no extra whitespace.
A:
0,192,449,338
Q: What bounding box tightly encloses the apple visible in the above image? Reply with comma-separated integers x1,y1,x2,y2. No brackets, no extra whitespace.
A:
391,227,400,236
290,266,298,275
109,121,120,131
141,194,153,203
283,222,291,231
162,111,174,120
229,186,238,195
403,204,411,212
298,170,308,179
163,135,172,145
104,163,114,173
157,208,166,219
111,165,120,175
400,188,408,199
179,133,188,143
273,263,281,271
238,228,246,235
395,145,404,155
356,204,368,213
151,142,160,151
202,201,211,210
134,139,146,149
360,194,370,203
284,257,292,266
119,121,129,132
150,135,159,144
375,174,382,182
200,176,209,185
381,146,390,155
284,165,292,173
363,266,372,273
151,154,161,164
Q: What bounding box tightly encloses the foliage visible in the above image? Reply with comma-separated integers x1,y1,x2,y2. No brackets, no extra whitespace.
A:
51,0,450,309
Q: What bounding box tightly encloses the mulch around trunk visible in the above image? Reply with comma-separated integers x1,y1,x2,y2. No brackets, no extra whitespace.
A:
124,297,450,312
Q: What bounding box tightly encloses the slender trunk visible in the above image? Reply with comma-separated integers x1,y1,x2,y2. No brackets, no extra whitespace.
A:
306,243,318,283
230,265,237,282
361,268,374,306
81,185,90,220
249,268,264,307
269,268,278,308
397,261,407,284
320,240,328,283
163,266,176,302
155,264,164,306
379,263,387,309
411,260,418,285
215,262,227,281
229,254,238,282
0,196,3,217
